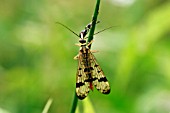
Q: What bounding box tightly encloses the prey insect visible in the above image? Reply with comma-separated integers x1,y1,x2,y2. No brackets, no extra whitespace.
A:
56,21,111,100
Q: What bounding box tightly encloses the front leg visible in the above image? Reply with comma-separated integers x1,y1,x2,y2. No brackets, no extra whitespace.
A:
75,43,81,47
74,54,79,60
90,50,99,53
87,40,94,47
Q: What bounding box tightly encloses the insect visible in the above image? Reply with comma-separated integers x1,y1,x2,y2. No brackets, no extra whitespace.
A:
56,21,111,100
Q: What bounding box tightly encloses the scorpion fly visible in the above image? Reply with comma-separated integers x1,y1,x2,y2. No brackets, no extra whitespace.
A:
56,21,111,100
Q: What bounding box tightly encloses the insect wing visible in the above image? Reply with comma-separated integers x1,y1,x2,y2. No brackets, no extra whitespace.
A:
89,52,110,94
76,51,90,100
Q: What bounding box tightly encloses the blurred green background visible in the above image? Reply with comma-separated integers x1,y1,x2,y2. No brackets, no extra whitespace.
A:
0,0,170,113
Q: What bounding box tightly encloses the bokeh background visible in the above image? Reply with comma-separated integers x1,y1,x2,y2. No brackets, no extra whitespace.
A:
0,0,170,113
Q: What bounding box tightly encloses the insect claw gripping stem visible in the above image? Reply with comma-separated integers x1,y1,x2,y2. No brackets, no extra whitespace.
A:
87,40,94,47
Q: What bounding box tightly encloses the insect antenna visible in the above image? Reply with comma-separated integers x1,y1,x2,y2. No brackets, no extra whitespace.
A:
94,25,117,35
56,22,79,37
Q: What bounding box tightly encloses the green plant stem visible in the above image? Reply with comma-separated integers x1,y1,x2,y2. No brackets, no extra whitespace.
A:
88,0,100,49
70,92,78,113
70,0,100,113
